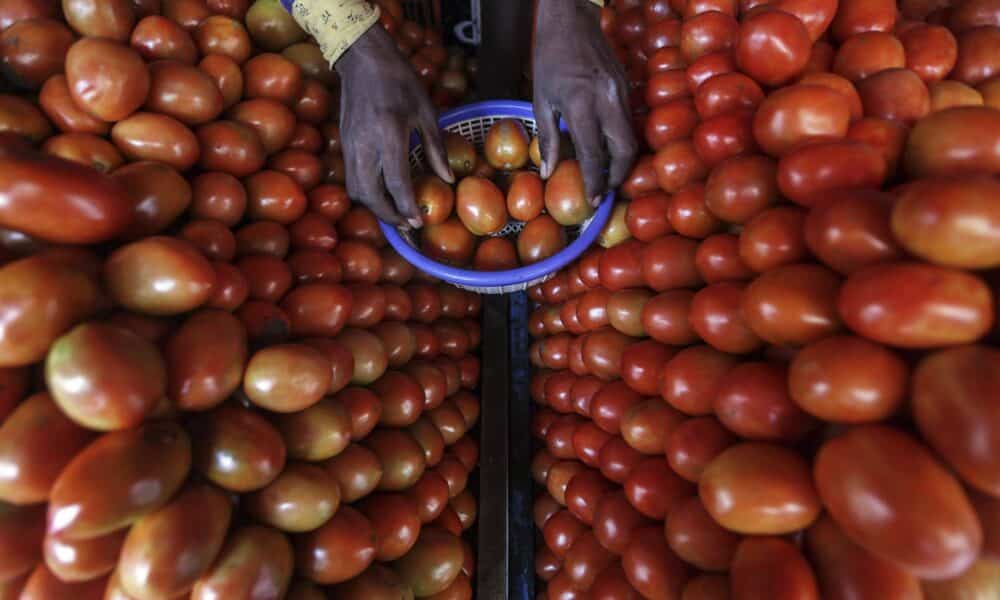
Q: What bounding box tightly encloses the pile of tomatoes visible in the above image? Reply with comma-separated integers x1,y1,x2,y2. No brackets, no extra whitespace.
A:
416,119,600,270
0,0,481,598
528,0,1000,598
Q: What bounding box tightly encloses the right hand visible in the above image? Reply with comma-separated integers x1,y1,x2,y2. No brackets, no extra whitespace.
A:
335,25,454,227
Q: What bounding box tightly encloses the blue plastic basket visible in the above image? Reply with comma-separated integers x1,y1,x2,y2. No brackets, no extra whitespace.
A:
379,100,615,294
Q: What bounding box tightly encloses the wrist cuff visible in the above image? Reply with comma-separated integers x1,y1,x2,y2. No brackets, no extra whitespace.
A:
287,0,381,66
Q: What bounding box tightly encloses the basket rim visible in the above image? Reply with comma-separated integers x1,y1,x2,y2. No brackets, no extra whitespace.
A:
379,100,615,291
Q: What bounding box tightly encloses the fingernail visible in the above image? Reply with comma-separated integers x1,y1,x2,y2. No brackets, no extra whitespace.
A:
407,217,423,229
444,168,456,184
591,194,603,207
540,160,550,179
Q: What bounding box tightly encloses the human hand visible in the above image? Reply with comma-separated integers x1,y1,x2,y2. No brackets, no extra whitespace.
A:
336,25,453,227
533,0,638,205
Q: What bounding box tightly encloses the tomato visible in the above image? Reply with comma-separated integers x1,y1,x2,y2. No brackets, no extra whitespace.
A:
890,176,1000,268
518,214,567,264
0,18,72,89
37,76,106,137
805,515,921,600
295,505,376,584
365,428,427,492
564,468,614,525
904,106,1000,177
392,527,463,596
689,282,762,354
815,426,982,579
923,558,1000,599
536,545,561,582
42,529,124,583
178,218,236,262
624,457,693,520
953,26,1000,86
116,483,231,599
646,99,699,150
547,459,586,506
622,526,689,599
714,362,816,441
730,537,819,600
620,339,670,395
752,84,850,156
43,322,163,431
233,101,297,160
563,531,616,591
49,422,190,540
199,53,244,110
545,160,595,226
188,526,292,600
65,37,150,123
276,282,353,338
197,120,267,176
694,233,753,284
336,240,384,283
323,443,382,503
680,10,738,61
593,491,651,555
735,9,811,86
700,442,820,535
641,235,701,292
838,261,994,347
912,346,1000,496
207,262,249,311
703,154,777,224
800,188,898,274
484,118,529,170
621,156,659,199
0,393,91,505
130,15,197,64
599,435,645,484
665,495,741,572
621,397,683,455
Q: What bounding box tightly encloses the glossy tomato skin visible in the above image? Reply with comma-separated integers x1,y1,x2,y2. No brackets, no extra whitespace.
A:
43,528,125,583
805,515,922,600
741,263,842,346
0,149,132,244
190,526,293,600
892,176,1000,269
714,362,816,442
730,537,819,600
666,417,735,482
904,106,1000,177
295,505,376,584
700,442,820,535
48,421,191,540
45,322,166,431
117,483,231,600
752,84,851,156
837,261,994,348
621,525,689,599
0,392,93,505
814,426,982,579
913,345,1000,496
689,282,762,354
665,495,741,571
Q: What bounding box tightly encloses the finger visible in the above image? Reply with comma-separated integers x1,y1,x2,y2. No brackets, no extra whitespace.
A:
418,107,455,184
533,96,561,180
344,143,401,225
381,139,423,229
348,168,400,225
601,101,638,190
565,108,609,205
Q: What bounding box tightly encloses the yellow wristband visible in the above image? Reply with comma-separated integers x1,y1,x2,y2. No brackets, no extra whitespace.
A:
289,0,381,66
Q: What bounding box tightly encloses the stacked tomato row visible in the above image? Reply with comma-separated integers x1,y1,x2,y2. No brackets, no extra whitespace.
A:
0,0,481,598
529,0,1000,598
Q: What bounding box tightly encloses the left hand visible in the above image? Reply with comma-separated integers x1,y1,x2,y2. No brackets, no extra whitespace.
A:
533,0,638,205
